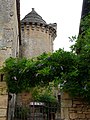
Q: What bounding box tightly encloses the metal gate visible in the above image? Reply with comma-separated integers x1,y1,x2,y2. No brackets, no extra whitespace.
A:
7,94,61,120
14,102,60,120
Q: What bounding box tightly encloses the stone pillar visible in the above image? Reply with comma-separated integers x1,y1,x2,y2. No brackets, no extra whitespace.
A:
61,92,72,120
0,82,8,120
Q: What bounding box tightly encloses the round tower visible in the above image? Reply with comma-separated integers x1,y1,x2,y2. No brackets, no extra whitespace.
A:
21,8,57,58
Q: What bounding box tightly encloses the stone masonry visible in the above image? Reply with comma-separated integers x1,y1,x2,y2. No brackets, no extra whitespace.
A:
0,0,19,67
61,92,90,120
0,82,8,120
21,23,56,58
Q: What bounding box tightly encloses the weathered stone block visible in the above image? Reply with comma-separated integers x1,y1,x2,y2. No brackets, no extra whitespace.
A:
61,108,64,119
0,95,8,108
0,82,7,88
70,112,78,119
87,108,90,112
81,107,88,112
61,108,69,120
0,118,6,120
86,114,90,118
0,109,7,117
61,92,70,100
61,99,72,108
73,100,82,105
78,113,85,118
0,87,7,95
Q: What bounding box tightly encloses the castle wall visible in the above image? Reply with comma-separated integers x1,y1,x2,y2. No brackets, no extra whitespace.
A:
21,24,55,58
61,92,90,120
0,0,19,67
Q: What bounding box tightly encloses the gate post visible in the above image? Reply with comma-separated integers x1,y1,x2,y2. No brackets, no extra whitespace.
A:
61,92,72,120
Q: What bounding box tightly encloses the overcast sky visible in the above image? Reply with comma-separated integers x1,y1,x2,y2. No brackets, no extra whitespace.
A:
20,0,83,51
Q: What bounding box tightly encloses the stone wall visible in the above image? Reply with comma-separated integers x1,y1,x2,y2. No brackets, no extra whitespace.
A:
0,0,19,67
61,92,90,120
16,92,33,106
0,82,8,120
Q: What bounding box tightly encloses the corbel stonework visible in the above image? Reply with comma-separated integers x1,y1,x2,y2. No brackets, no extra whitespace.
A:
45,26,49,33
31,23,35,30
26,23,30,30
41,25,45,32
36,23,40,31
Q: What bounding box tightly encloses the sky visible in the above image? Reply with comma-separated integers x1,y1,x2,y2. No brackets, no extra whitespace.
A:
20,0,83,51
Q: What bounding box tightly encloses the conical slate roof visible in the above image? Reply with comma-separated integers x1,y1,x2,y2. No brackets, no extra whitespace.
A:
21,8,46,24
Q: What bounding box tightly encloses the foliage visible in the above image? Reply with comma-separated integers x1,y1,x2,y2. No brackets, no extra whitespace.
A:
32,84,58,104
69,14,90,102
2,50,77,94
2,47,90,102
2,14,90,103
71,14,90,54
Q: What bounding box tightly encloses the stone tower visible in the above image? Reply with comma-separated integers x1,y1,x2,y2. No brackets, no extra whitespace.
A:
0,0,20,67
21,8,57,58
